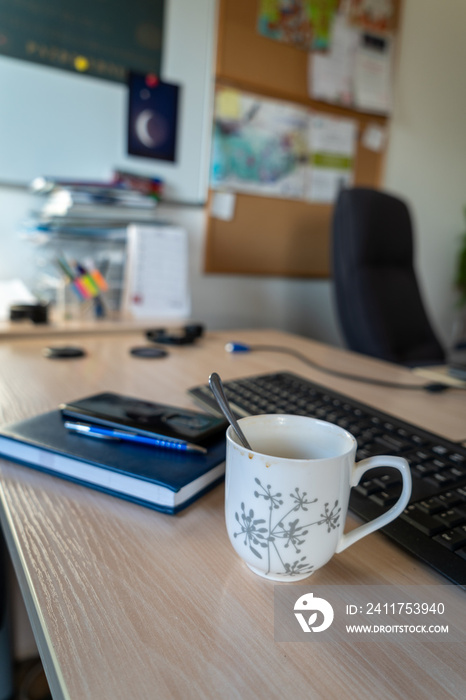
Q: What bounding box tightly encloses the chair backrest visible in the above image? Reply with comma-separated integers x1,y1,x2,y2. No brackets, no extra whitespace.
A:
331,187,445,366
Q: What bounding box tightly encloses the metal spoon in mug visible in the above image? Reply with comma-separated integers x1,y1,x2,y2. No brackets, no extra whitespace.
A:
209,372,252,450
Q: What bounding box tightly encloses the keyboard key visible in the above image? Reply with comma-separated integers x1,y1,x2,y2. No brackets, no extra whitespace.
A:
434,509,466,529
355,480,382,496
434,525,466,551
425,472,456,487
401,505,447,536
417,498,445,515
437,492,463,507
326,411,340,423
375,434,411,452
449,465,466,480
425,458,448,471
411,435,428,446
411,462,437,478
360,441,396,457
442,468,466,484
370,487,400,507
374,473,402,489
414,449,431,460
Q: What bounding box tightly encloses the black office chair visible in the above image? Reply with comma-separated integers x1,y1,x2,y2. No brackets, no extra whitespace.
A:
331,187,445,367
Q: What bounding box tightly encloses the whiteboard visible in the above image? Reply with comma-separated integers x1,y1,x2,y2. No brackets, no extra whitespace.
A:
0,0,216,203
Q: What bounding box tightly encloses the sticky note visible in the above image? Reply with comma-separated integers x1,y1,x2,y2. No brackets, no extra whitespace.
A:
216,88,241,120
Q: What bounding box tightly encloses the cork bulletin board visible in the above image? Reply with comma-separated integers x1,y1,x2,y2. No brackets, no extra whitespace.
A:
204,0,401,277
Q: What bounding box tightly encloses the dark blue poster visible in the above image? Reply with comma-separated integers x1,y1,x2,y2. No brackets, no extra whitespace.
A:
127,72,180,163
0,0,164,83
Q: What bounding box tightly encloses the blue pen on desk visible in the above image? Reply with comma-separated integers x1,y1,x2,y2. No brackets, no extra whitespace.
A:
64,421,207,454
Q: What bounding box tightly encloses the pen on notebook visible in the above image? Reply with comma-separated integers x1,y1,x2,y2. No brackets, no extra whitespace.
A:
64,421,207,454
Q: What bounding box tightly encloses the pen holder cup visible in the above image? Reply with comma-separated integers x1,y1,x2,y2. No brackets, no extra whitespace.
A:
56,280,93,321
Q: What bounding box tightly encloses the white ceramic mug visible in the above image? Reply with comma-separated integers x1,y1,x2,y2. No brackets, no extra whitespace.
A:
225,414,412,582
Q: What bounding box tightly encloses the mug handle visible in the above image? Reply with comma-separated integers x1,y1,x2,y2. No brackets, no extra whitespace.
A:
335,455,412,553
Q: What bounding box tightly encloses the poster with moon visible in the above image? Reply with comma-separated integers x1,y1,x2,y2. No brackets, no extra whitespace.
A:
127,72,180,162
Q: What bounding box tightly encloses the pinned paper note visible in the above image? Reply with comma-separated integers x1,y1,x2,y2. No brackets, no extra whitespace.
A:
307,115,358,203
211,192,236,221
362,124,386,152
122,225,190,319
348,0,396,35
353,33,393,114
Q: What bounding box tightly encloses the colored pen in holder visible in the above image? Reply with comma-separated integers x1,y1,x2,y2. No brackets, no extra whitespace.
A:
72,268,108,301
56,257,109,318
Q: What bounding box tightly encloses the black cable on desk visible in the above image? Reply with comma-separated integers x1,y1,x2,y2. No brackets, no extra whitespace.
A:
225,342,462,392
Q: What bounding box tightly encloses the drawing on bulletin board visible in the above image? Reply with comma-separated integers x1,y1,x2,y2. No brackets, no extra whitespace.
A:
307,0,341,50
0,0,165,83
309,13,359,106
210,88,309,199
309,11,393,114
210,86,357,203
127,72,180,162
348,0,396,35
257,0,340,51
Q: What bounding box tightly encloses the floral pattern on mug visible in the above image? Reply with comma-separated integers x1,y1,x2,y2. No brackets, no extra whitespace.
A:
233,478,341,577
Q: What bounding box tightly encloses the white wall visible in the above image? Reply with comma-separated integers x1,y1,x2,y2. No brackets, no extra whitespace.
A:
383,0,466,349
0,187,37,285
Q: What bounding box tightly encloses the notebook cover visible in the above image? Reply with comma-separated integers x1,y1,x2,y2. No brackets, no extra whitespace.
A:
0,410,226,514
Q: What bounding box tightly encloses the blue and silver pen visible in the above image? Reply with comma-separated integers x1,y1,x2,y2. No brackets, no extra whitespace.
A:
64,421,207,454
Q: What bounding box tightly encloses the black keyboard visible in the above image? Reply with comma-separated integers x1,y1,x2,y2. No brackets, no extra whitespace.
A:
189,371,466,586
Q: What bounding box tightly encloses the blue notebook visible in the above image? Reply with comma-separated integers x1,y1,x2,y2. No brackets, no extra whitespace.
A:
0,410,226,514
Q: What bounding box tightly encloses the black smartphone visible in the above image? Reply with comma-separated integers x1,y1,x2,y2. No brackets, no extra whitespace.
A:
59,392,227,446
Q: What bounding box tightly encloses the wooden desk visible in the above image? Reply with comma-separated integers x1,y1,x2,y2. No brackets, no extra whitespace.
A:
0,316,184,340
0,330,465,699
